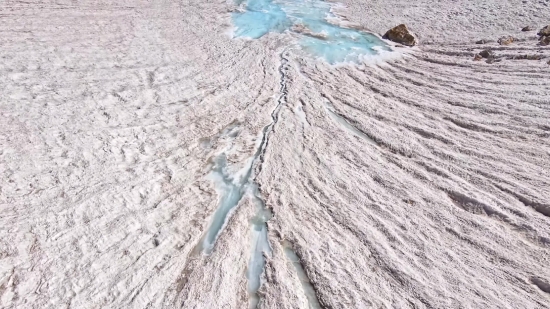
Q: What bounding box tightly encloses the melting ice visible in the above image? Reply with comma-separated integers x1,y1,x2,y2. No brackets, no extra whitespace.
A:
232,0,391,63
201,150,274,308
247,185,273,308
201,155,248,254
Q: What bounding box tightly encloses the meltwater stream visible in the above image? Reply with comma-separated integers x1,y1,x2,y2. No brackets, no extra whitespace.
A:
232,0,390,63
199,53,289,308
202,153,273,308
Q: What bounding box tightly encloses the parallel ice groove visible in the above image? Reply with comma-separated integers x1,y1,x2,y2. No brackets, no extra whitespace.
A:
323,100,379,146
260,35,550,308
282,241,323,309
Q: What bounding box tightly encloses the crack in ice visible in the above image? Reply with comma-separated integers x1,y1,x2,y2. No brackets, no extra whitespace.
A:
197,51,290,308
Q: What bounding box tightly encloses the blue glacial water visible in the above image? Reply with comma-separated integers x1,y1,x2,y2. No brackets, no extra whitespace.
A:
232,0,390,63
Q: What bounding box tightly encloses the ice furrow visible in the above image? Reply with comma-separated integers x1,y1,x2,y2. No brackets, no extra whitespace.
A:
187,51,289,308
282,240,323,309
246,51,289,308
323,99,379,147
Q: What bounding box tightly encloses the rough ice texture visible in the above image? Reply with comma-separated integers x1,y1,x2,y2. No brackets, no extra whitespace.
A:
1,0,549,308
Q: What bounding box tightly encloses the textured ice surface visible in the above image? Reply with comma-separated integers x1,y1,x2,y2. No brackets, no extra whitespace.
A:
233,0,390,63
2,0,550,308
324,100,378,146
282,241,322,309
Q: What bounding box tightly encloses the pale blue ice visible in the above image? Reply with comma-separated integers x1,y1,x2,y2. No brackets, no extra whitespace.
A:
202,156,273,308
232,0,390,63
201,155,247,254
247,185,273,308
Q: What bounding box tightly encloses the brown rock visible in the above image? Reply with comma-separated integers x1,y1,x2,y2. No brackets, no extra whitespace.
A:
498,36,515,45
540,36,550,46
383,24,417,47
473,54,483,61
521,26,533,32
538,25,550,37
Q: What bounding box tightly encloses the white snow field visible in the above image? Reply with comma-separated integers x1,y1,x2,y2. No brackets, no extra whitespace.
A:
1,0,549,308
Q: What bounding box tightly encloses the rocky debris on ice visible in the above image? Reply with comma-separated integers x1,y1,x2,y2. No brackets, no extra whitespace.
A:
521,26,533,31
473,49,494,62
382,24,417,46
507,54,543,60
498,35,516,45
539,25,550,46
538,25,550,36
479,49,494,58
475,49,543,63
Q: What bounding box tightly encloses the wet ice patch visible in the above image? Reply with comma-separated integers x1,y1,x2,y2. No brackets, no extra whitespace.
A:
198,54,288,307
247,185,273,308
201,155,247,254
201,154,273,297
232,0,390,64
294,102,308,125
201,155,274,308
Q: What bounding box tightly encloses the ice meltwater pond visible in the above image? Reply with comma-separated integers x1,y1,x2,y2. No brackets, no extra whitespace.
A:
232,0,390,63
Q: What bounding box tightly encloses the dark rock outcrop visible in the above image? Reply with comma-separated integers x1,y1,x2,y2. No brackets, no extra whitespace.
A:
521,26,533,32
479,49,494,58
538,25,550,46
383,24,417,47
538,25,550,37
